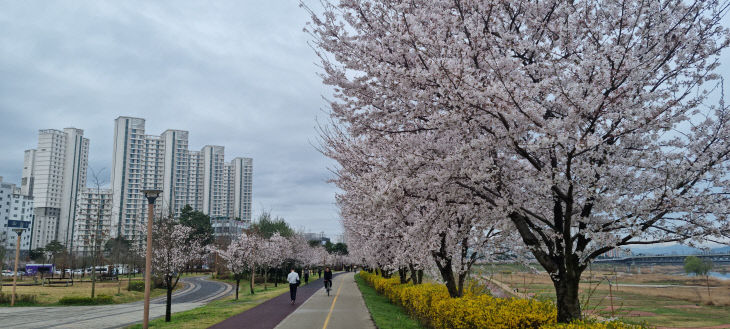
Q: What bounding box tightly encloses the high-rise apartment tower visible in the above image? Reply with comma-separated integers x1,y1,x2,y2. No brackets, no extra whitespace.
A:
110,116,253,244
23,128,89,250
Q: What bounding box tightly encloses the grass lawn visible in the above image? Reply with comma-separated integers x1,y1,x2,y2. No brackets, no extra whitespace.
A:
354,273,425,329
127,283,289,329
0,278,176,305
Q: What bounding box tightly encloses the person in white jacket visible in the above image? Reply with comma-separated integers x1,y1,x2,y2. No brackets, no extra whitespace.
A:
287,268,300,304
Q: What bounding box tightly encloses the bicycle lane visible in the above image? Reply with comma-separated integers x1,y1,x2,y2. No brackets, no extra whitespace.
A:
210,272,350,329
275,272,375,329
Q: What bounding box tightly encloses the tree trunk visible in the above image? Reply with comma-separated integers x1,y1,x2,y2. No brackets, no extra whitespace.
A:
417,269,423,284
264,267,268,290
409,264,419,285
166,277,173,322
274,268,278,287
440,264,459,297
552,274,582,322
706,275,711,301
91,266,96,298
235,278,240,300
250,268,255,295
457,270,467,296
432,235,460,297
398,267,408,284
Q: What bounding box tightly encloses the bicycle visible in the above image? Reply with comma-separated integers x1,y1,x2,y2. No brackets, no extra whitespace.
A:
324,279,332,296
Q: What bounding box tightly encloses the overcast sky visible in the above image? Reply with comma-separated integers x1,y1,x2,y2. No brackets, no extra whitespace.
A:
0,1,343,237
0,2,729,243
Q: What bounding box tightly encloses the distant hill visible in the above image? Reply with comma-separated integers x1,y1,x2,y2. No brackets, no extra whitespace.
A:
629,244,730,256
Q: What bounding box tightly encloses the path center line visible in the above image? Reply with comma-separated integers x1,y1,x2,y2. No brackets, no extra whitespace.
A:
322,275,344,329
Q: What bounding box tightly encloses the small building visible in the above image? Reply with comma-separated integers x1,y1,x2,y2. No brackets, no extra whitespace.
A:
0,176,34,254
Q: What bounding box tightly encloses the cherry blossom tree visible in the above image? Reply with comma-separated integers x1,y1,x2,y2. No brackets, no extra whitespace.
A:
307,0,730,322
309,244,330,269
244,234,266,295
140,216,203,322
327,126,516,296
211,235,254,300
261,233,291,289
212,232,290,298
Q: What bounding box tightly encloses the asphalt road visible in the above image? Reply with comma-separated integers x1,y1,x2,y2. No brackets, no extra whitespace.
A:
0,275,232,329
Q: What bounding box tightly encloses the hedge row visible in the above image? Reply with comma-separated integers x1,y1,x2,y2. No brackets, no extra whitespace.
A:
58,295,114,305
358,272,644,329
128,280,145,292
0,292,37,305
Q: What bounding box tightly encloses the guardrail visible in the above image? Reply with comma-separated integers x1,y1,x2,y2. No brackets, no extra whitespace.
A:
594,253,730,264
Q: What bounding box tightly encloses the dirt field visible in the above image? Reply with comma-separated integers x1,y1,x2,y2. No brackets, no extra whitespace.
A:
477,264,730,328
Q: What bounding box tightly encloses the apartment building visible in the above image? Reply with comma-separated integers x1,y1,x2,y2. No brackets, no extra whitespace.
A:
72,188,113,254
111,117,143,241
20,149,36,196
201,145,226,218
229,157,253,222
23,128,89,250
10,118,251,253
161,130,189,218
0,177,34,252
110,116,253,244
187,151,204,211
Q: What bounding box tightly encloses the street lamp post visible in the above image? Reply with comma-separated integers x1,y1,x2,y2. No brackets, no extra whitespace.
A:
141,189,161,329
11,228,24,306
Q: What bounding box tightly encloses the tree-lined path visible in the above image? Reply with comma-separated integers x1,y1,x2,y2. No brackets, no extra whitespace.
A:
0,276,231,329
212,272,373,329
275,272,374,329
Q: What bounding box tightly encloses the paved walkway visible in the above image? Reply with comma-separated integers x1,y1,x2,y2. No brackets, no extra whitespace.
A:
0,276,232,329
211,273,336,329
212,272,374,329
275,272,375,329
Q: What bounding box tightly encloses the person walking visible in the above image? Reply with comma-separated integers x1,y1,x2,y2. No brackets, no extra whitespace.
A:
287,268,300,304
304,268,310,284
318,268,322,278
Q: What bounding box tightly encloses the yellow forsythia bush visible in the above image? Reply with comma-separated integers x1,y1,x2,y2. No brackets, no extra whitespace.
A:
359,271,646,329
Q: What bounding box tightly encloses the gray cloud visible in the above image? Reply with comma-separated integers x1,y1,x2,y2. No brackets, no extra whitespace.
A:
0,1,342,237
1,2,728,241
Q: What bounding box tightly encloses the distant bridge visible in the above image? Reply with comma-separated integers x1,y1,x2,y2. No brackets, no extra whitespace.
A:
594,253,730,265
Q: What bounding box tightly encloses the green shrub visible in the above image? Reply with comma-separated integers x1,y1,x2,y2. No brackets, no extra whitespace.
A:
0,292,38,305
58,295,114,305
128,280,145,292
128,279,166,291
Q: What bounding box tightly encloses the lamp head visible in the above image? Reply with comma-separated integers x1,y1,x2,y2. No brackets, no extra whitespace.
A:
141,189,163,204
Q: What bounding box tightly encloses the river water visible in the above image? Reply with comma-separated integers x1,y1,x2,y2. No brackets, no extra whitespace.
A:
686,272,730,280
708,271,730,280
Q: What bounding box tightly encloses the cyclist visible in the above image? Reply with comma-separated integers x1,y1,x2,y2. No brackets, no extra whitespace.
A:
323,267,333,295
